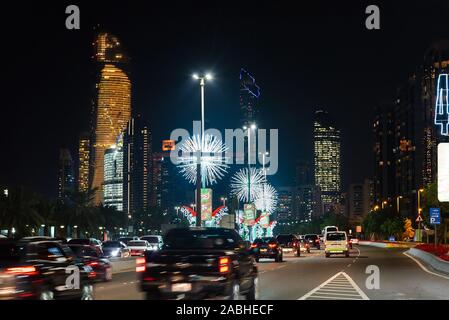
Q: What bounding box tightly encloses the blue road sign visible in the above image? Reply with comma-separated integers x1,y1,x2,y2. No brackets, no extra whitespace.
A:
429,208,441,225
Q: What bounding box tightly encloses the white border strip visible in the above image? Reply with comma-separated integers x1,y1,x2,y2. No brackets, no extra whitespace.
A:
403,251,449,280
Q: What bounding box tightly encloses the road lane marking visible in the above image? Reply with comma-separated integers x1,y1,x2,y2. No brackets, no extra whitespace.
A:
298,271,369,300
403,251,449,280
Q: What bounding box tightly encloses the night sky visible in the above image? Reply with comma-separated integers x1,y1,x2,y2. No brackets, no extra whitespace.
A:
2,1,449,198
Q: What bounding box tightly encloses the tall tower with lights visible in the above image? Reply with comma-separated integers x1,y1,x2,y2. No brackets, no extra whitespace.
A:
240,68,261,127
90,32,131,204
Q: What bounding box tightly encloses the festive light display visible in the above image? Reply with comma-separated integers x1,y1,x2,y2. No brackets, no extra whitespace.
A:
254,183,278,214
177,134,229,186
180,205,229,227
435,74,449,136
230,168,266,202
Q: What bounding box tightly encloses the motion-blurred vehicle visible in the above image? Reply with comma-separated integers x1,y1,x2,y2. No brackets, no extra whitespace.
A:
68,244,112,282
139,235,163,251
67,238,103,256
101,241,130,258
117,236,140,245
324,231,349,258
348,235,359,245
276,234,300,256
138,227,258,300
0,239,94,300
251,237,283,262
127,240,151,256
304,234,321,249
299,238,311,253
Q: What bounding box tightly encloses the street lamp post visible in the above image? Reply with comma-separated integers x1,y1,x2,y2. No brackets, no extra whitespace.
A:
396,196,403,214
220,197,227,207
243,123,256,241
192,73,212,227
417,188,424,242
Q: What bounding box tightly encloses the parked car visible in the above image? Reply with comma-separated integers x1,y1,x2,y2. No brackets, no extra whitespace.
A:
138,227,258,300
67,238,103,256
251,237,283,262
127,240,151,256
304,234,321,249
139,235,163,251
324,231,350,258
0,238,94,300
68,244,112,282
276,234,300,256
101,241,130,258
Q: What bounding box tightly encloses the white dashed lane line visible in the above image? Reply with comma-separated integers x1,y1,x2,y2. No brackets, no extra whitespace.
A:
298,271,369,300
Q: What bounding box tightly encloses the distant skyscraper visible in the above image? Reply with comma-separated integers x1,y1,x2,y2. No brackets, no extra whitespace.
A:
313,110,341,211
276,187,294,223
348,179,373,227
123,115,152,216
90,32,131,204
295,160,312,186
240,68,261,127
58,149,75,199
103,146,123,211
78,134,90,192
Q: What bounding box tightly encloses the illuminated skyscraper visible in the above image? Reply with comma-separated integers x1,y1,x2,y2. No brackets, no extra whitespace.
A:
313,110,341,211
103,146,123,211
240,68,260,127
58,149,75,200
123,115,152,216
90,33,131,204
78,134,90,192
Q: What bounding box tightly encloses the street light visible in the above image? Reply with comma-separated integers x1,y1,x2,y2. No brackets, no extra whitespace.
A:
220,197,227,207
192,72,213,227
417,188,424,241
382,200,388,209
396,196,403,214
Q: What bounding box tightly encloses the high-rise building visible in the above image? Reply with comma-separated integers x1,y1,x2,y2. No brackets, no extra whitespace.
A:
295,160,313,186
276,187,294,223
123,115,152,216
295,185,322,222
78,134,90,192
57,149,75,199
90,32,131,204
313,110,341,211
240,68,261,127
347,179,373,227
103,146,123,211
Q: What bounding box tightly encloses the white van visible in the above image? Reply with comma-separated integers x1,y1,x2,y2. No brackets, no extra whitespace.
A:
324,231,349,258
322,226,338,237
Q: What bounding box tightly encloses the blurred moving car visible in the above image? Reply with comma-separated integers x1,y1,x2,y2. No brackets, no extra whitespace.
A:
299,238,311,253
304,234,321,250
251,237,283,262
276,234,300,256
68,244,112,282
117,236,140,245
67,238,103,256
127,240,151,256
102,241,130,258
0,239,94,300
138,227,258,300
139,235,163,251
324,231,350,258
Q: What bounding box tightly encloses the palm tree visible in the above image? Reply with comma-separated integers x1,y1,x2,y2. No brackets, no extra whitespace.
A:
64,189,100,238
1,188,43,238
35,198,57,236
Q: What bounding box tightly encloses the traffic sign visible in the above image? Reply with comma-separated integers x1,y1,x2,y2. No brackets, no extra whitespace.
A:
429,208,441,225
415,215,423,222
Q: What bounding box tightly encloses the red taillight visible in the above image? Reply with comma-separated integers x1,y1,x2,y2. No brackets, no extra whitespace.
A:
6,266,37,276
219,256,230,274
88,261,99,266
250,244,257,248
136,257,146,272
268,243,277,249
315,239,320,243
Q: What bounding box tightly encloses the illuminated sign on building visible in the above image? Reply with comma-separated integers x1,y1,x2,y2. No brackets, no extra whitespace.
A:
438,143,449,202
201,188,213,221
162,140,176,151
243,203,256,226
435,74,449,136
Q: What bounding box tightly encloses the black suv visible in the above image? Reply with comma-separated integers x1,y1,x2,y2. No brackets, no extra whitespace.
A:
138,227,258,300
251,237,283,262
0,239,95,300
304,234,321,250
276,234,301,256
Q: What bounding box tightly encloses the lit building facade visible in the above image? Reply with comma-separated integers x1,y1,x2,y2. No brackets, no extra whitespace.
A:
123,115,152,216
276,187,294,223
347,179,373,227
78,135,90,192
103,146,123,211
240,68,260,127
58,149,75,199
90,33,131,204
313,110,341,211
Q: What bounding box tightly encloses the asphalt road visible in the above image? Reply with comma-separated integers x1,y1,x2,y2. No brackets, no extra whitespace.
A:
94,245,449,300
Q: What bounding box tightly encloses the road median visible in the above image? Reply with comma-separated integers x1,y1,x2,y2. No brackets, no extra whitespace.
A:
359,241,415,248
406,247,449,276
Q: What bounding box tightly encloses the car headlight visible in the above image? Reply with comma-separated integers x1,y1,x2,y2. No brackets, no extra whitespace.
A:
111,249,120,256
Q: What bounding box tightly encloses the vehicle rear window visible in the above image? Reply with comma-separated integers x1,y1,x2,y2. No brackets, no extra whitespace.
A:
326,233,346,241
103,241,120,247
254,238,276,244
68,239,89,245
68,245,98,257
164,228,241,250
305,234,318,240
276,235,297,243
128,241,147,246
326,227,338,232
141,236,159,244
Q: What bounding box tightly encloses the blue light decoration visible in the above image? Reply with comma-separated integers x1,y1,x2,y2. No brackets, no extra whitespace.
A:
435,74,449,136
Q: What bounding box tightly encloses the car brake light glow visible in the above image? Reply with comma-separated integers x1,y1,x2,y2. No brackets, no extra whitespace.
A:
250,244,257,248
136,258,146,272
6,266,37,275
219,256,230,274
88,261,99,266
268,243,277,249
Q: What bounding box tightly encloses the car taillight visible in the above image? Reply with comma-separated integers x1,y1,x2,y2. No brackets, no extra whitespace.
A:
219,256,230,274
88,261,99,266
136,257,146,272
315,239,320,243
292,242,297,247
268,243,277,249
251,244,257,248
6,266,38,276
